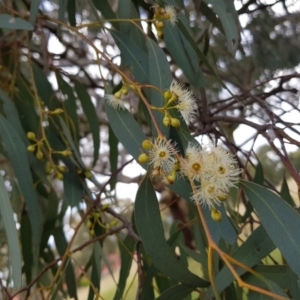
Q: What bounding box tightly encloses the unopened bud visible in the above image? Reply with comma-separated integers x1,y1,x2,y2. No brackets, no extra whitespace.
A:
57,165,68,173
163,116,171,127
27,132,36,140
120,86,128,95
142,140,153,150
101,204,110,211
56,172,64,180
157,30,164,39
27,145,36,152
36,150,43,160
155,21,164,29
211,207,222,222
87,220,93,228
166,172,176,185
109,220,118,227
171,118,180,128
138,153,149,163
45,165,53,174
84,171,92,178
89,229,95,237
114,91,122,99
163,90,172,101
61,150,72,157
51,108,64,115
217,194,227,202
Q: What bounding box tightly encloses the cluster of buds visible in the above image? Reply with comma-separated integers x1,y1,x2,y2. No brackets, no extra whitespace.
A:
45,162,68,180
153,5,178,39
27,132,44,160
76,167,93,179
87,207,119,237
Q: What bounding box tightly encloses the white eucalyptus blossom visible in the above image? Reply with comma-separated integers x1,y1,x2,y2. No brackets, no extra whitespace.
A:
104,94,126,110
169,81,197,122
148,138,177,173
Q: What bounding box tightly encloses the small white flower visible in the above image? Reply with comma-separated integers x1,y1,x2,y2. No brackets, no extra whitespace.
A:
181,142,206,181
164,5,178,26
204,145,240,190
192,179,225,209
148,138,177,173
169,81,197,122
105,94,126,110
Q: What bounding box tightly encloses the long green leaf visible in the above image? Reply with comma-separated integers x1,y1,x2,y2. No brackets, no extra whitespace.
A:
108,125,118,191
164,22,205,88
56,73,79,146
105,102,147,162
53,226,78,300
280,177,295,207
88,243,102,300
0,14,33,30
241,180,300,277
0,114,41,250
202,0,239,54
0,173,22,288
113,235,135,300
135,176,209,288
29,0,41,24
74,80,100,166
67,0,76,26
110,30,149,83
147,38,172,136
0,88,25,141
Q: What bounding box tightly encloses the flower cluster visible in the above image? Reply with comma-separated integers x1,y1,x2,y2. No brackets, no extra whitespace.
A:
180,143,240,210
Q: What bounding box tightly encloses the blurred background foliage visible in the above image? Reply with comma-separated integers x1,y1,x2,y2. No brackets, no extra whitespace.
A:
0,0,300,299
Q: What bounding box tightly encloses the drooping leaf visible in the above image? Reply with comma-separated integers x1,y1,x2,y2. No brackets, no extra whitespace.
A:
135,176,209,288
253,160,264,185
147,37,172,136
108,125,118,191
67,0,76,26
0,114,42,250
53,226,78,300
0,14,34,30
20,212,33,284
280,176,295,207
0,173,22,288
113,235,136,300
56,73,79,146
29,0,41,25
58,0,68,22
0,88,25,141
164,22,206,88
241,180,300,277
74,80,100,166
88,243,102,300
